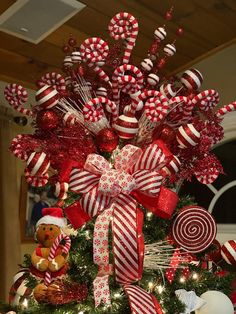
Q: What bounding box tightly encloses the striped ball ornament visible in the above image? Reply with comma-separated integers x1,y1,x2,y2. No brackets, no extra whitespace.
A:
26,152,50,176
159,83,176,99
141,58,153,71
181,68,203,90
164,43,176,56
154,26,167,41
176,123,200,148
35,85,59,109
147,73,160,86
221,240,236,265
114,114,139,139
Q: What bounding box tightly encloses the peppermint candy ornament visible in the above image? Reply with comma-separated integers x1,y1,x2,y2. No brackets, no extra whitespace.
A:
221,240,236,265
154,26,167,41
141,58,153,71
35,85,59,110
37,72,66,93
181,68,203,90
147,73,160,86
96,87,108,97
71,51,82,63
172,206,217,253
63,55,73,68
114,113,139,139
176,123,200,148
159,83,177,99
164,43,176,56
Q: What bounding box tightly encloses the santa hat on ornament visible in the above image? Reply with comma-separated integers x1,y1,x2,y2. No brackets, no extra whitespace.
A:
36,207,66,229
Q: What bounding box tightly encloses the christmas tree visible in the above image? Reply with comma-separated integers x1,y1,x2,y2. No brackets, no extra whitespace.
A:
1,8,236,314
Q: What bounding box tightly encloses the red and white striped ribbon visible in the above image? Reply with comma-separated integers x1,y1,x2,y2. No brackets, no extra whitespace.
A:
108,12,139,64
83,96,118,125
112,64,143,105
45,234,71,285
124,285,163,314
80,37,111,83
192,89,220,112
37,72,66,93
4,84,34,117
216,101,236,118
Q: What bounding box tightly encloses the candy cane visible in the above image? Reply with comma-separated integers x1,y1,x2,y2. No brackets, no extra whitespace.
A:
108,12,139,64
216,101,236,118
192,89,219,112
168,96,194,127
83,97,118,126
112,64,143,106
80,37,111,84
45,234,71,285
10,135,29,161
4,84,34,117
37,72,66,94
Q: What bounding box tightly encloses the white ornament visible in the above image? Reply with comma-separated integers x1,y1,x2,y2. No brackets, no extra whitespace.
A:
147,73,160,86
195,291,234,314
141,58,153,71
154,27,166,41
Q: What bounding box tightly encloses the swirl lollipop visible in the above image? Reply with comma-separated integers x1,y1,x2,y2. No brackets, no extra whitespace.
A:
192,89,220,112
172,205,217,253
4,84,34,117
108,12,139,64
80,37,111,84
37,72,66,94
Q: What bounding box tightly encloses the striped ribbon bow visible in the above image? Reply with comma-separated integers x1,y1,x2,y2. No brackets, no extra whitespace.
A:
66,143,170,312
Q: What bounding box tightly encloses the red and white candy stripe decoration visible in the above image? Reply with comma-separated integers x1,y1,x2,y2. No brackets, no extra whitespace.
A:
176,123,200,148
221,240,236,266
63,112,78,126
83,96,118,125
112,64,143,105
54,182,69,200
159,83,177,99
154,26,166,41
172,206,217,253
26,151,50,176
114,114,139,139
35,85,59,109
10,135,29,161
37,72,66,93
216,101,236,119
194,167,220,184
162,155,181,176
144,93,169,122
164,43,176,57
24,171,49,187
192,89,220,112
124,285,163,314
181,68,203,90
9,269,32,306
4,84,33,117
45,234,71,285
80,37,110,83
108,12,139,64
168,96,194,126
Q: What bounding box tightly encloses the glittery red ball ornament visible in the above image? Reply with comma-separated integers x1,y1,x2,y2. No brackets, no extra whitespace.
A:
36,110,60,130
62,45,70,54
177,27,184,36
165,11,173,20
68,37,77,47
153,124,176,145
157,58,166,69
96,128,119,152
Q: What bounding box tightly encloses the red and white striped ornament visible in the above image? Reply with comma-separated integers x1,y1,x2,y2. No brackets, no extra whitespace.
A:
63,55,73,68
172,206,217,253
4,83,33,117
147,73,160,86
108,12,139,64
26,151,50,176
114,113,139,139
96,87,108,97
63,112,78,126
35,85,59,109
71,51,82,63
192,89,220,112
25,171,49,187
176,123,200,148
54,182,69,200
164,43,176,56
181,68,203,90
221,240,236,266
162,155,181,176
141,58,153,71
9,269,32,306
159,83,177,99
154,26,166,41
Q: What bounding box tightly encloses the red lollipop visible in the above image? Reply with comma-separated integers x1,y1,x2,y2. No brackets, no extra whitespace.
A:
172,205,217,253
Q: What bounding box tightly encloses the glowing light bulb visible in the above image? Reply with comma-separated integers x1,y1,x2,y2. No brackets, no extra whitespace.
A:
21,298,28,309
148,281,154,289
114,293,121,298
157,285,164,294
146,212,153,220
179,276,186,283
78,311,84,314
192,272,198,280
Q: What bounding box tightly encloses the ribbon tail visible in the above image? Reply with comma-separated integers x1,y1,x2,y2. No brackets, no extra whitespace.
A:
124,285,163,314
165,248,181,284
93,275,111,307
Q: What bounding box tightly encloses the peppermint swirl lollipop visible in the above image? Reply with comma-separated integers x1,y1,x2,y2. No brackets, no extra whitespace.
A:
192,89,220,112
172,206,217,253
108,12,139,64
80,37,110,84
37,72,66,94
4,84,33,117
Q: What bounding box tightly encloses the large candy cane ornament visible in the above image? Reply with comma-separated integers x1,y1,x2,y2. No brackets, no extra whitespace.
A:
108,12,139,64
37,72,66,94
80,37,111,84
216,101,236,119
4,84,34,117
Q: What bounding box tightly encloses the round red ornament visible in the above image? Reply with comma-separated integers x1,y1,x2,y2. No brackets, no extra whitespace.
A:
114,114,139,139
62,45,70,54
153,124,176,145
36,110,60,130
96,128,119,153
